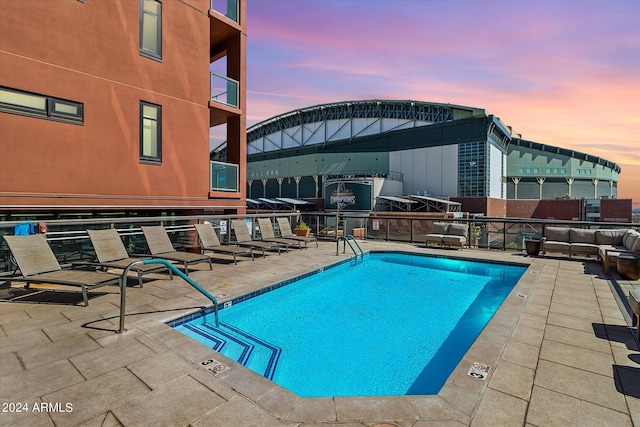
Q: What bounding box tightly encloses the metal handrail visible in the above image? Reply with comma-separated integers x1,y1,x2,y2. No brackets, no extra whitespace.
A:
118,259,219,334
336,234,364,263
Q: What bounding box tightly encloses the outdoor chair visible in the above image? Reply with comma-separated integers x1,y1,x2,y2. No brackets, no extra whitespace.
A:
276,217,318,247
3,234,121,306
257,218,303,250
86,228,173,287
230,219,287,256
194,223,254,264
141,226,212,275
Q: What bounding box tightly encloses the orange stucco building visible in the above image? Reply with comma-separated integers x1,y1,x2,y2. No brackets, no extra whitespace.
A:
0,0,246,219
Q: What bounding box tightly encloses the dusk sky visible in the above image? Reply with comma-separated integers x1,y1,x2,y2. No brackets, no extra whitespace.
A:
236,0,640,205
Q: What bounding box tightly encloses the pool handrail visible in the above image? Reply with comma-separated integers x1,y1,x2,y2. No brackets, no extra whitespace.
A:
336,235,364,263
118,259,219,333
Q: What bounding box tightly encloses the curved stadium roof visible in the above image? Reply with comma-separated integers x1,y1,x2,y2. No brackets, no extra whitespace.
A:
247,99,486,142
243,99,621,173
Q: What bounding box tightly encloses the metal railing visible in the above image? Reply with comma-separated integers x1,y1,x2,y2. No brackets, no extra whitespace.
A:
1,212,638,274
210,72,239,108
336,235,364,263
119,259,219,333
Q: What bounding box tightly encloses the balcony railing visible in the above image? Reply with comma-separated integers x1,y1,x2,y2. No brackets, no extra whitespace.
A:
211,0,239,23
210,72,239,108
210,161,239,192
1,213,637,274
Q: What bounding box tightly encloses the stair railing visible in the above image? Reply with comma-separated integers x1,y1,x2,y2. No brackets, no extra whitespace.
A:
118,259,219,333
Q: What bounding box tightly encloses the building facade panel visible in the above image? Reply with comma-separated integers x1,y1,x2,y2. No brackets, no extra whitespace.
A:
1,0,247,216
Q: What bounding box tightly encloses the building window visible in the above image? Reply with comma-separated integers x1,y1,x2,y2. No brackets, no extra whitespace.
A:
140,102,161,163
546,168,551,173
560,168,566,174
140,0,162,60
0,86,83,124
553,168,558,174
457,141,486,197
576,169,581,174
533,168,539,173
518,168,524,173
587,169,591,175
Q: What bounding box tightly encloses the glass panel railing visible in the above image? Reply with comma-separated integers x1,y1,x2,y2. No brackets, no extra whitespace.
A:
210,72,239,108
210,161,239,192
210,0,239,23
2,213,638,274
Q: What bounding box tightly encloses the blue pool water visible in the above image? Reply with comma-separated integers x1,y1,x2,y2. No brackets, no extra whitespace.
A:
174,252,525,397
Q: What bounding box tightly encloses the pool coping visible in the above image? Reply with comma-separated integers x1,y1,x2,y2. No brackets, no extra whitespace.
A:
165,249,539,423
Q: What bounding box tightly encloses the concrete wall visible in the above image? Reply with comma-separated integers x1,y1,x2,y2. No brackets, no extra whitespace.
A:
389,145,458,197
489,144,505,198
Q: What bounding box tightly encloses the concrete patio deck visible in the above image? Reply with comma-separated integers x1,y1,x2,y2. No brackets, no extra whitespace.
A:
1,240,638,426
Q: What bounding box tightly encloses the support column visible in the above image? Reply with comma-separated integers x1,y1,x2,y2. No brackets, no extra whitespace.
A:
511,177,521,199
313,175,319,198
536,177,546,199
566,177,574,198
592,179,599,199
277,178,284,197
609,180,614,198
294,176,301,198
247,180,253,198
261,178,268,198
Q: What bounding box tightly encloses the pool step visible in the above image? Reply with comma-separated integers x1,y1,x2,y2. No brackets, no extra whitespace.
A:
180,322,281,379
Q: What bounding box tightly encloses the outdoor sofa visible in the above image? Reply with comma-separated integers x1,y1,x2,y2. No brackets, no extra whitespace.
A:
425,222,468,249
540,226,640,271
597,229,640,273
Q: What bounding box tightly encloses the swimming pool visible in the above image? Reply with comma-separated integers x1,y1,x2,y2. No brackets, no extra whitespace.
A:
174,252,526,397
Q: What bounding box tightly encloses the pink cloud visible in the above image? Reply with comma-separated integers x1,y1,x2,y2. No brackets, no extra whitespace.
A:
246,0,640,203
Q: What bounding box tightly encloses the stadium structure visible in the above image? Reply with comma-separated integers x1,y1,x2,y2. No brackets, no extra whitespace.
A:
237,100,624,219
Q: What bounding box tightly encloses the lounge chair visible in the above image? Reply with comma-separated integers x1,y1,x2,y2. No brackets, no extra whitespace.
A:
257,218,303,250
230,220,287,256
86,229,173,287
276,217,318,248
194,223,254,264
3,234,121,306
141,226,212,275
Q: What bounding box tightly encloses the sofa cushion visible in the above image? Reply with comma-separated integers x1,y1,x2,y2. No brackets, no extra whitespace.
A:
544,241,571,252
623,230,639,248
545,227,571,242
443,235,466,245
571,243,599,255
570,229,596,244
596,229,626,246
633,236,640,252
627,233,640,251
448,224,468,237
431,222,449,234
425,234,444,244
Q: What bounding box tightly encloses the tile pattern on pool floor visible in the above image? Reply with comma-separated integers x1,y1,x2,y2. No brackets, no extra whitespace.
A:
0,240,638,426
